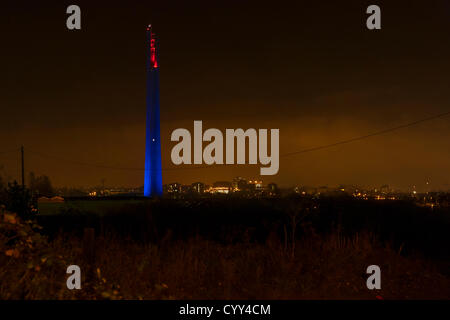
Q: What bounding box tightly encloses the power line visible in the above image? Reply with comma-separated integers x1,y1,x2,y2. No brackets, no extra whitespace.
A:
281,110,450,157
28,150,144,171
27,149,213,172
26,110,450,171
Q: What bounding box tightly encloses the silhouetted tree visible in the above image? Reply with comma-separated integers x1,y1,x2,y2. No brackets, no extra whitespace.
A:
29,172,54,197
1,181,35,219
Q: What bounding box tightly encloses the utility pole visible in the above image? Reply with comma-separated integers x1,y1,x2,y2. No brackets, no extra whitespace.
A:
21,145,24,188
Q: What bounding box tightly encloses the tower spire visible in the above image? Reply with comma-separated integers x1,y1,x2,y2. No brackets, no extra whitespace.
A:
144,24,163,197
146,24,158,69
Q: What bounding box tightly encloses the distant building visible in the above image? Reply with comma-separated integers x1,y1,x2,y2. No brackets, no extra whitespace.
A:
210,181,232,194
192,182,205,194
37,196,64,203
232,177,248,192
380,184,390,194
248,179,263,191
167,182,181,194
265,183,278,196
181,185,192,193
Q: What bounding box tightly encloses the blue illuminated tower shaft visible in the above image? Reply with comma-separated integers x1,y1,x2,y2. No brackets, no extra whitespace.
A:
144,26,163,197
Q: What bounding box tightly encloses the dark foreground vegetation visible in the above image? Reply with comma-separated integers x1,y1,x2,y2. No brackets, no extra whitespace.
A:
1,192,450,299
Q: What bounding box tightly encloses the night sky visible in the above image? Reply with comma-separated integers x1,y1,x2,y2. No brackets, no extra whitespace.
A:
1,0,449,190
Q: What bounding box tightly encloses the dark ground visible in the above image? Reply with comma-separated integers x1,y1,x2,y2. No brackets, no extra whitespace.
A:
1,196,450,299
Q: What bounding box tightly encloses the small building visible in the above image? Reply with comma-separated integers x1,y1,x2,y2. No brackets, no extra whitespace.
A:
210,181,232,194
167,183,181,194
37,196,64,203
192,182,205,194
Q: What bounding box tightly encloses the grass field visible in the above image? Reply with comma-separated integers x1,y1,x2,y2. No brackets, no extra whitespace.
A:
3,196,448,299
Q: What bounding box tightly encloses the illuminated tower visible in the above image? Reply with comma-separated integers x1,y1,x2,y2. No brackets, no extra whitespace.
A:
144,25,163,197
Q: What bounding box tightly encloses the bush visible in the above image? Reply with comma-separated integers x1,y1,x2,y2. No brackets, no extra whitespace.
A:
0,208,121,299
0,181,36,220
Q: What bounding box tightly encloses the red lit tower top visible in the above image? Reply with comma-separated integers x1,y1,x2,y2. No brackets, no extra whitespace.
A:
146,24,158,69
